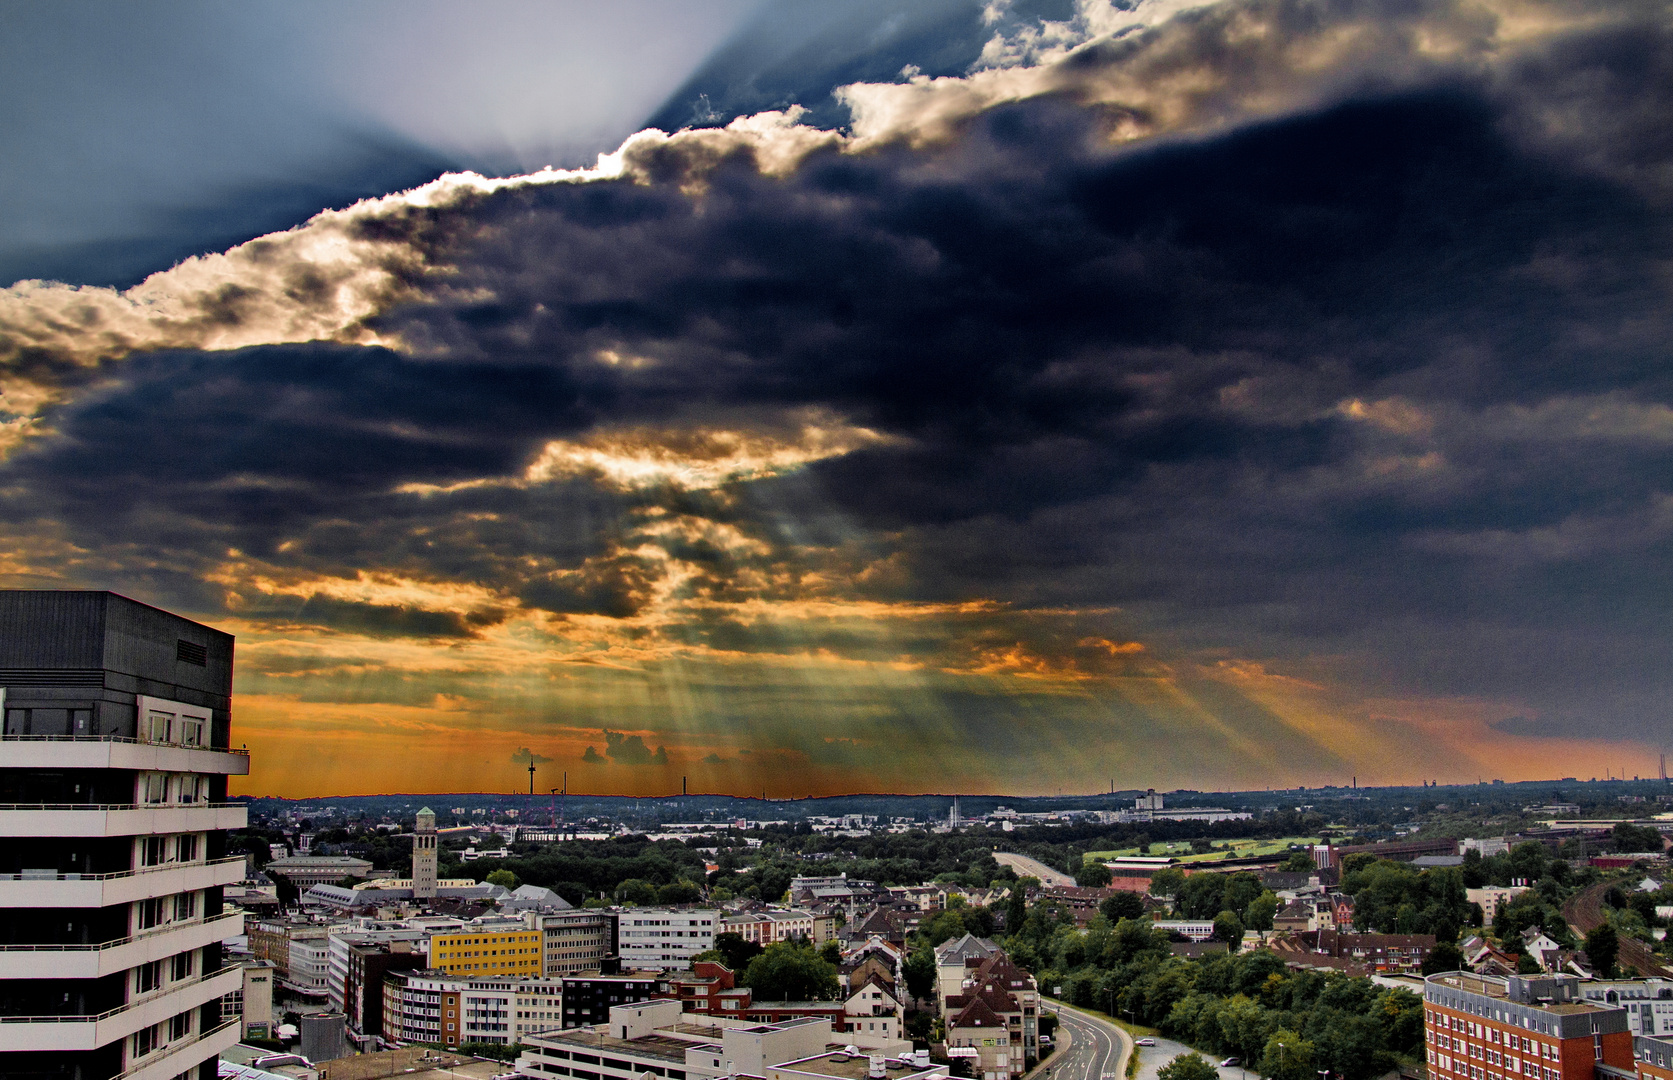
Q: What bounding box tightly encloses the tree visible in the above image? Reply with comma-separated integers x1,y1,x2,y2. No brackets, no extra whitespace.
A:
1006,885,1027,933
820,939,842,964
614,878,658,905
1213,910,1245,950
1517,952,1543,974
713,932,764,972
1101,891,1146,923
1150,868,1186,897
1158,1053,1220,1080
1260,1029,1316,1080
904,947,937,1004
1076,861,1114,888
657,879,702,904
1282,852,1316,873
1421,941,1464,975
742,942,840,1001
1244,891,1279,932
485,868,520,890
1585,923,1619,978
1613,823,1665,854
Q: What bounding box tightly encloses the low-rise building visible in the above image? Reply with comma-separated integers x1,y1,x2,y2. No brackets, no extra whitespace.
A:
265,854,374,888
723,908,817,945
516,998,925,1080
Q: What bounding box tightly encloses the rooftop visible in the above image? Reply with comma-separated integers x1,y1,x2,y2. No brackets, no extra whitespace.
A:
776,1051,942,1080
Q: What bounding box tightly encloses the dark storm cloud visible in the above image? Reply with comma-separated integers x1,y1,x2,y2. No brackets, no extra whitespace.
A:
5,0,1673,770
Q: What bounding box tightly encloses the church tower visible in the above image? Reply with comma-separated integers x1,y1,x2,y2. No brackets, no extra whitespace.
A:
413,806,438,899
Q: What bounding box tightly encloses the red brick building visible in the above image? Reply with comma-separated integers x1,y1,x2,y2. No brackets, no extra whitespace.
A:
1425,973,1633,1080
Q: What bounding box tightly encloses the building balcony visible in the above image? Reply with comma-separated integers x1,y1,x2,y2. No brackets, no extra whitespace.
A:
0,856,244,908
0,909,244,979
114,1016,241,1080
0,801,247,837
0,964,242,1052
0,735,251,776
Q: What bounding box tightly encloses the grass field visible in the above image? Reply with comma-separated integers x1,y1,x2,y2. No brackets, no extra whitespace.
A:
1083,836,1320,864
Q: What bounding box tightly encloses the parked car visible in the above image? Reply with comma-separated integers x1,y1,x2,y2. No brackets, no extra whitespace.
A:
1135,1038,1156,1046
1220,1058,1240,1068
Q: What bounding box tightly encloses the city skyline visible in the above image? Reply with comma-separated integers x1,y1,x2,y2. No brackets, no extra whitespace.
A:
5,1,1673,799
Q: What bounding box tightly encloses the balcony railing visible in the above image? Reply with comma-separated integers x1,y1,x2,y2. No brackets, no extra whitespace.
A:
0,965,239,1023
0,909,242,954
0,801,244,812
0,855,244,882
112,1017,240,1080
0,734,249,756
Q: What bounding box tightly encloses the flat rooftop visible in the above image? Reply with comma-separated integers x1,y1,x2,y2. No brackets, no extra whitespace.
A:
776,1051,940,1080
1431,974,1611,1014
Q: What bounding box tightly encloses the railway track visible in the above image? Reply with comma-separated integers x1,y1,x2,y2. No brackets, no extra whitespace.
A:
1561,879,1673,978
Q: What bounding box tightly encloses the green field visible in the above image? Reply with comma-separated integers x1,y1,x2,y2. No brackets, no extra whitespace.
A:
1083,836,1320,864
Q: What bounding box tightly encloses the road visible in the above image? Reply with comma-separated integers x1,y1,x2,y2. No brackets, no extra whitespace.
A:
1047,1006,1128,1080
1126,1030,1249,1080
996,851,1076,887
1046,1002,1249,1080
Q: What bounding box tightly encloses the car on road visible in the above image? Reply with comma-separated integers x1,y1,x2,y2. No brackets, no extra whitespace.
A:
1219,1058,1240,1068
1134,1038,1156,1046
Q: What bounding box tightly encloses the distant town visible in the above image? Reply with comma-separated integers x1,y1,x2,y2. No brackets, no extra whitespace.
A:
5,591,1673,1080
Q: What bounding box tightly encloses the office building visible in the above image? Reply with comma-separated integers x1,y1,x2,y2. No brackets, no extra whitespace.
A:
528,909,615,976
429,920,542,978
0,591,250,1080
559,971,668,1028
616,908,717,970
1423,972,1634,1080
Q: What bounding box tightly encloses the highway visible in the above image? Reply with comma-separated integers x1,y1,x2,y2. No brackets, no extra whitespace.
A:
1046,1006,1128,1080
996,851,1076,887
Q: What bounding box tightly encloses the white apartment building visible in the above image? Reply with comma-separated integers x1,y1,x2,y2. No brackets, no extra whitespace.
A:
0,591,251,1080
288,935,332,998
514,978,567,1042
1580,980,1673,1037
617,908,718,970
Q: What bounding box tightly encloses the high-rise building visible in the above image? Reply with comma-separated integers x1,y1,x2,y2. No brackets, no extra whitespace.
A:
0,591,250,1080
412,807,437,900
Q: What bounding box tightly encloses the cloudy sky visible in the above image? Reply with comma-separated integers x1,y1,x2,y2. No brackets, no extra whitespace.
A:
4,0,1672,798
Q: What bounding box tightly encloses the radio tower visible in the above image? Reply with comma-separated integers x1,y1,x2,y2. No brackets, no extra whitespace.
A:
1660,753,1667,781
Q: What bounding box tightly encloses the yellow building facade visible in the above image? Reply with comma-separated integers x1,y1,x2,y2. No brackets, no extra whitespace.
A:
430,928,543,977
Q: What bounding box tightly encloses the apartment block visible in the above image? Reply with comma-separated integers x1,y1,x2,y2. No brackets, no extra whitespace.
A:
0,591,250,1080
528,909,616,976
617,909,718,970
1424,972,1634,1080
